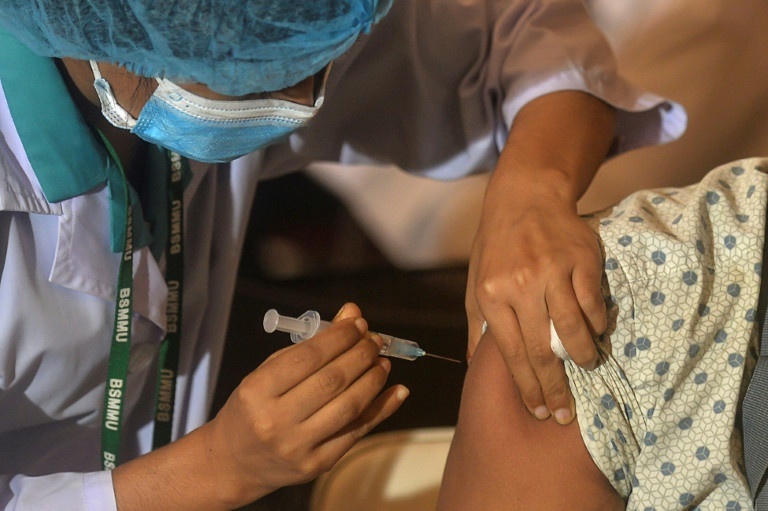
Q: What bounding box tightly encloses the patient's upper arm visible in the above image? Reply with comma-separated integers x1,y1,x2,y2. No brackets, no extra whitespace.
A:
437,334,623,511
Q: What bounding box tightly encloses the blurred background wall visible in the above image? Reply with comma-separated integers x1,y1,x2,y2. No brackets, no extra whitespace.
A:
582,0,768,211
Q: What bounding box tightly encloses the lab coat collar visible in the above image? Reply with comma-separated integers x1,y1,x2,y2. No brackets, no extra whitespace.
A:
0,32,170,332
0,28,151,253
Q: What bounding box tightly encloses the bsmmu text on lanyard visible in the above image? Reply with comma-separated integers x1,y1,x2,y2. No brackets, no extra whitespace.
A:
99,137,186,470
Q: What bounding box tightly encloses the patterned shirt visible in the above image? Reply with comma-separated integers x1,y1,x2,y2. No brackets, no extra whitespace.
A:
566,158,768,510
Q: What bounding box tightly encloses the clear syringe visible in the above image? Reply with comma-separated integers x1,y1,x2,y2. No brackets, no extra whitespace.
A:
263,309,461,363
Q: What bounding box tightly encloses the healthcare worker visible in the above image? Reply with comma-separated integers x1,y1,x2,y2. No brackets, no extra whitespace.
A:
0,0,684,509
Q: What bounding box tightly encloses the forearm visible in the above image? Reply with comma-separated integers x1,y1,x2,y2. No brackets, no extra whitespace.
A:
489,90,616,207
112,424,268,511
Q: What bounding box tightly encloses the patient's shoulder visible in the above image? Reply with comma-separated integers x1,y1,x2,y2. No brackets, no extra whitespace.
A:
438,335,623,511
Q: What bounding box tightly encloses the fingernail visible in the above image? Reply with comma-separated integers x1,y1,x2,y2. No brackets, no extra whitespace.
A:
532,406,550,420
378,357,392,372
554,407,573,425
370,332,385,349
396,386,410,401
354,317,367,334
334,303,347,320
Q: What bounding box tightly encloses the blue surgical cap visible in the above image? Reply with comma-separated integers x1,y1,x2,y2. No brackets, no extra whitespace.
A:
0,0,393,95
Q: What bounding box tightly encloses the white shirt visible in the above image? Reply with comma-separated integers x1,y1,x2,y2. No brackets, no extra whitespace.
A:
0,0,684,509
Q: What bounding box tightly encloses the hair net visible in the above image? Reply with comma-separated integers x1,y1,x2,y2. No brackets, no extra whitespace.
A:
0,0,393,95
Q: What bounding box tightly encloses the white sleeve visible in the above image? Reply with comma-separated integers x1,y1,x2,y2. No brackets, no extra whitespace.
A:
488,0,685,155
262,0,686,181
2,472,117,511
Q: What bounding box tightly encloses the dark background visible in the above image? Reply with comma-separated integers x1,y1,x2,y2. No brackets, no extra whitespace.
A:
210,172,470,510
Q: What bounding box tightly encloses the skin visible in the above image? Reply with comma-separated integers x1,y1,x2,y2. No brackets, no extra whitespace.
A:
466,90,615,425
59,59,408,510
437,332,624,510
59,58,317,181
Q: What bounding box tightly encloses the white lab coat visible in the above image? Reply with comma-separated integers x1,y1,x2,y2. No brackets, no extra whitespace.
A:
0,0,684,509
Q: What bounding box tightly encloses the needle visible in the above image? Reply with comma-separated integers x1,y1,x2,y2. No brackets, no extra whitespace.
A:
423,352,463,364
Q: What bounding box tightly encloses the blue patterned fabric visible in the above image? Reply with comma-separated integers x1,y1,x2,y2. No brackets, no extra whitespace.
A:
567,158,768,509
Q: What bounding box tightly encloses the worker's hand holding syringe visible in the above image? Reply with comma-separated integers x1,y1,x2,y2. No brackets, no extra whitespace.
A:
195,303,409,506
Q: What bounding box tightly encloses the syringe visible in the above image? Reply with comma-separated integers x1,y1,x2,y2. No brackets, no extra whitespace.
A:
263,309,461,363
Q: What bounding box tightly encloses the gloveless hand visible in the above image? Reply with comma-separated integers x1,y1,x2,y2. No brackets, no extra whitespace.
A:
202,303,409,506
465,91,614,426
466,168,605,425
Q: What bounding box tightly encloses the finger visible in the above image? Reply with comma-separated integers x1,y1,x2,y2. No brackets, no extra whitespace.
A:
301,357,394,441
287,335,382,421
261,317,368,396
465,289,485,362
546,278,599,370
513,286,573,424
309,384,409,471
572,257,607,336
333,302,362,323
263,344,293,364
483,308,549,420
465,260,485,362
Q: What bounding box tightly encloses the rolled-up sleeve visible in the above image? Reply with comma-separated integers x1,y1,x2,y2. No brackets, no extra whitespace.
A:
489,0,685,154
261,0,685,181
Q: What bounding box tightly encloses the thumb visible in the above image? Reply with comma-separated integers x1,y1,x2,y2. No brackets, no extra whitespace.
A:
333,302,363,323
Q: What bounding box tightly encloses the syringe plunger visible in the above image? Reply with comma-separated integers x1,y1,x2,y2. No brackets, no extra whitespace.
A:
263,309,328,344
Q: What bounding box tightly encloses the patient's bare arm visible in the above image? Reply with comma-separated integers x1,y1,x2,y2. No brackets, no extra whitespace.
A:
437,333,623,511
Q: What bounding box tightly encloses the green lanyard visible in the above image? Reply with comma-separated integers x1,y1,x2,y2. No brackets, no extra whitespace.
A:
100,137,186,470
152,150,185,450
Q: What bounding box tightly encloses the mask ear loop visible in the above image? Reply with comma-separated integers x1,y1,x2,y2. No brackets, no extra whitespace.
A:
90,61,138,130
312,61,333,108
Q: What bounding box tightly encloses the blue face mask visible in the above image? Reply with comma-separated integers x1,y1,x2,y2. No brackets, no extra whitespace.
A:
90,61,329,163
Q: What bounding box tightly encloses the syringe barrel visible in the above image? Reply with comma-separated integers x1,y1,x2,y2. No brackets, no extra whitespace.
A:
377,334,424,361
